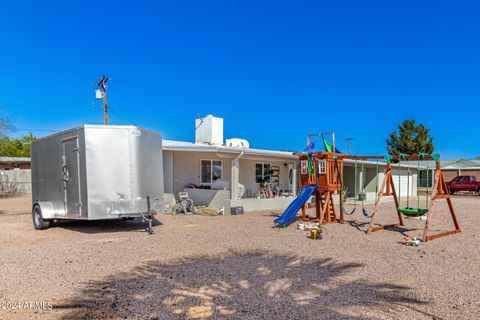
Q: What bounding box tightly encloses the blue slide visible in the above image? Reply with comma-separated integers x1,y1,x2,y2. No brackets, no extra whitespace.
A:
274,185,316,228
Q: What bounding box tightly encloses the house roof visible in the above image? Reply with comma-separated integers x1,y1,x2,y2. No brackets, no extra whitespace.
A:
162,141,421,168
162,140,298,159
441,159,480,170
0,157,31,163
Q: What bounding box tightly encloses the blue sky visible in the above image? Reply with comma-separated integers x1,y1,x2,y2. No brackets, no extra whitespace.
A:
0,1,478,159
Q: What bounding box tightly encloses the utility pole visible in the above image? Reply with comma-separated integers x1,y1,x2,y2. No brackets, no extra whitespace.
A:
345,137,354,155
96,75,110,125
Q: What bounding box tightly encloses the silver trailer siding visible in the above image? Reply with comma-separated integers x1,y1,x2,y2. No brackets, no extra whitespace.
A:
31,125,164,225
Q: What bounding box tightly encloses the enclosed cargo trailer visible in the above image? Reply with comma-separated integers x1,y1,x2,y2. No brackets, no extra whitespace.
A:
30,125,164,231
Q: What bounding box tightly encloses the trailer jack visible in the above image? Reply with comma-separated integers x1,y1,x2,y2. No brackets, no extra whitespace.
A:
142,196,154,235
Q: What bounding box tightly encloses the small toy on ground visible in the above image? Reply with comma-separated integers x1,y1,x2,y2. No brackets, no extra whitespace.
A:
402,236,421,247
297,221,320,231
309,227,322,240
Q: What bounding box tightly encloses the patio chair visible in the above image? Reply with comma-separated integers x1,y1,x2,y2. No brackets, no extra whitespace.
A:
177,191,196,214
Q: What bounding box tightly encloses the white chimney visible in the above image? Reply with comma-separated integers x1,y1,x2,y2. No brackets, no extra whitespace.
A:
195,115,224,145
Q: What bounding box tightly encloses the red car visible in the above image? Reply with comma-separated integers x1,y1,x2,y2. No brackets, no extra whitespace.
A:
446,176,480,195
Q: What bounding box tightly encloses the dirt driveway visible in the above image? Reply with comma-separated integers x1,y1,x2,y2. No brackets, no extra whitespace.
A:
0,194,479,319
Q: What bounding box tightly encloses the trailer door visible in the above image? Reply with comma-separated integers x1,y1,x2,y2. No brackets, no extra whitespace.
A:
62,136,82,216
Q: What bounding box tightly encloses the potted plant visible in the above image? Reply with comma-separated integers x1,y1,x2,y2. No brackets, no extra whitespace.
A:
342,187,350,203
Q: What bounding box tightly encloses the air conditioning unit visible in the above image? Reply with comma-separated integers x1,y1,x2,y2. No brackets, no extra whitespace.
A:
226,138,249,149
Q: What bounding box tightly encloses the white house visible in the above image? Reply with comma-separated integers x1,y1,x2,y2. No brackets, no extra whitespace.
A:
162,115,421,214
162,115,299,213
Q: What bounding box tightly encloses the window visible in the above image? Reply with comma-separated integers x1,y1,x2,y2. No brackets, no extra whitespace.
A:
300,160,307,175
317,159,326,175
201,160,222,184
256,163,271,183
452,176,463,182
419,169,434,188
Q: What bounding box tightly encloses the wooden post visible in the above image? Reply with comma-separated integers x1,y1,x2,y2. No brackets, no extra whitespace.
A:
325,192,331,223
97,75,110,126
318,191,325,223
339,180,344,222
389,168,404,226
367,164,403,233
422,165,462,242
422,169,440,241
367,168,388,233
336,159,345,222
330,192,337,222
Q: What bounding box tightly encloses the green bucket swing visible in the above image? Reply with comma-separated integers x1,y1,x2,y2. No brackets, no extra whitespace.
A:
396,153,429,217
397,207,429,217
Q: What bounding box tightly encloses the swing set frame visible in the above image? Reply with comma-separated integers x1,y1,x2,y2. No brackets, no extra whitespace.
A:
366,154,462,242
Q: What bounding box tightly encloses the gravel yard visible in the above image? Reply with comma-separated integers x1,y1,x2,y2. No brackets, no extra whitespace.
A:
0,194,479,319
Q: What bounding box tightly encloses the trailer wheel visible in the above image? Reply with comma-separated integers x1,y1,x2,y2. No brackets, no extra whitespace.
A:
32,205,51,230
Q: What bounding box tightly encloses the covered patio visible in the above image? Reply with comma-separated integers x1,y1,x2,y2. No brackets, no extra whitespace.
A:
162,140,298,214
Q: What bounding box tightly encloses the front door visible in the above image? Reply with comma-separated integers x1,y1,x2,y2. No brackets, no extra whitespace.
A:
62,137,82,216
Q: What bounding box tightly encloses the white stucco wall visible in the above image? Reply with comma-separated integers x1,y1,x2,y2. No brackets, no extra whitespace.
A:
342,163,418,202
238,159,292,196
163,151,174,194
162,150,296,199
162,151,233,197
162,151,419,203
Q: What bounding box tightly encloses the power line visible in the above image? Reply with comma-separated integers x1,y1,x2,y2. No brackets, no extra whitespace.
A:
14,128,59,132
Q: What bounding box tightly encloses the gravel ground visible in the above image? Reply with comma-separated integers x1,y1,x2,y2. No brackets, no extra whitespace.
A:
0,194,479,319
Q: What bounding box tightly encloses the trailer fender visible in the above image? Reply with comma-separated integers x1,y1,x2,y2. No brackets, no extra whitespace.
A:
34,202,56,219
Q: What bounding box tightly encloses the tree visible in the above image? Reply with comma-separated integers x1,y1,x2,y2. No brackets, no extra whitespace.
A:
0,133,37,157
386,119,434,155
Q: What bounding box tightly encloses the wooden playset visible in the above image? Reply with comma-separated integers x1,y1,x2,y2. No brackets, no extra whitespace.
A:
298,151,346,224
285,133,461,242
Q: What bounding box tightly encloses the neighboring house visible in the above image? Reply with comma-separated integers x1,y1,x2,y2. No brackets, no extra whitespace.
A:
0,157,31,170
0,157,32,193
441,159,480,182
